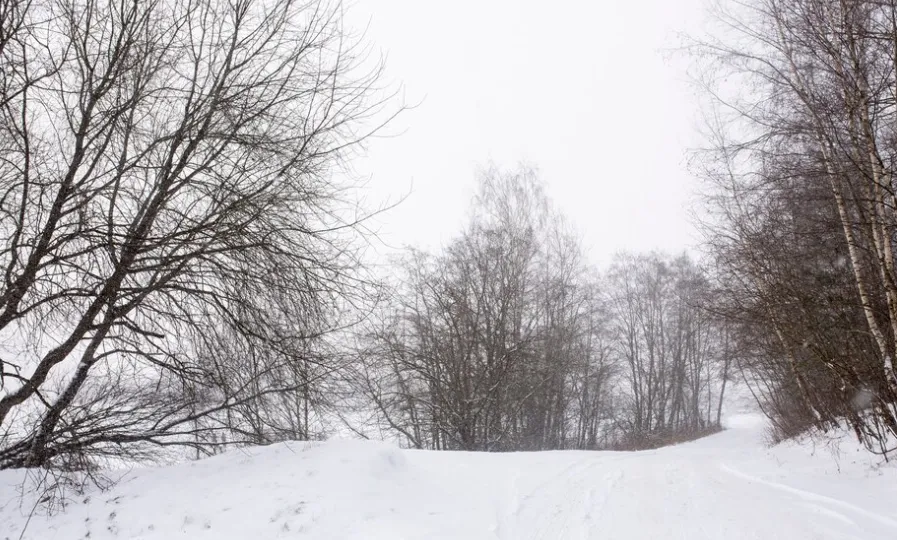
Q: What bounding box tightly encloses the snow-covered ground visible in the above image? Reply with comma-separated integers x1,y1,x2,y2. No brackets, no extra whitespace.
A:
2,392,896,539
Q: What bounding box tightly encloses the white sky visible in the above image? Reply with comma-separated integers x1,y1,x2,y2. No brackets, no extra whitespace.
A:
347,0,708,267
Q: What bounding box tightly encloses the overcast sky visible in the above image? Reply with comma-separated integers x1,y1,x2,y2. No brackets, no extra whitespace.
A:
347,0,708,267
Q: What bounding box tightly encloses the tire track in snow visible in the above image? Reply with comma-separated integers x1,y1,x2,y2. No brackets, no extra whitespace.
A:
718,463,897,531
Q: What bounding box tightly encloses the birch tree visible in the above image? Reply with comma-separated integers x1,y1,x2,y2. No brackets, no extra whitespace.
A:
696,0,897,449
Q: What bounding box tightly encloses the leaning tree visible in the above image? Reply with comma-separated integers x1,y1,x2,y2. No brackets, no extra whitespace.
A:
0,0,395,468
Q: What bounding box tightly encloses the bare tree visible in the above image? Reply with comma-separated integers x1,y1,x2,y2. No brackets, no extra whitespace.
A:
605,252,723,448
353,166,621,451
0,0,396,468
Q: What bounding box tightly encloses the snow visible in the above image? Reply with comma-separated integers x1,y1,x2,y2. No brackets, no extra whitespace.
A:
2,393,897,539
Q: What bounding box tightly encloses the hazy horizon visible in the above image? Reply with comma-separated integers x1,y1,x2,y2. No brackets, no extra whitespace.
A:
347,0,708,266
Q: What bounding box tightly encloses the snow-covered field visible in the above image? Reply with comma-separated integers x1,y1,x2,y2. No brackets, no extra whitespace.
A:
2,393,896,539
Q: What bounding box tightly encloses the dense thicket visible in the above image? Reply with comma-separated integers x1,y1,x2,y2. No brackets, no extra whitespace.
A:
351,168,728,451
697,0,897,452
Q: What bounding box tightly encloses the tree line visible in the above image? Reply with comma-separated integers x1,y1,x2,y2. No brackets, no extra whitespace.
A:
0,0,734,468
8,0,897,473
695,0,897,453
349,167,728,451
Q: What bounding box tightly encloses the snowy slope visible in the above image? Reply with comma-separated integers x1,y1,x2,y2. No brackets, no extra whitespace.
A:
2,406,897,539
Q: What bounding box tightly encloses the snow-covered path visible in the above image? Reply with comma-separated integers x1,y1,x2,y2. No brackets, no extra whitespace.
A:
480,415,897,540
2,413,896,539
